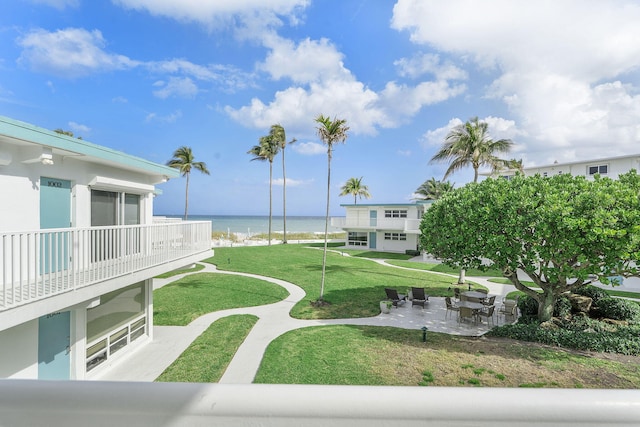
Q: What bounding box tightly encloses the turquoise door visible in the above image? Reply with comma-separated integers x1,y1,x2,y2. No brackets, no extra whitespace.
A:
369,210,377,227
369,232,376,249
38,311,71,379
40,177,71,273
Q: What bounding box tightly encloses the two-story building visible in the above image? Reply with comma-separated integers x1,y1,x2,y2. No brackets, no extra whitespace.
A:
0,116,212,380
331,201,432,253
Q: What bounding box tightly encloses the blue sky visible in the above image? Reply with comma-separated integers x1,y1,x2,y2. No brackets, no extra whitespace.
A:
3,1,640,216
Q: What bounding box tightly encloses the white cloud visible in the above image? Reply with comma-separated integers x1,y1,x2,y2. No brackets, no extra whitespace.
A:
394,53,467,81
392,0,640,163
18,28,138,78
145,110,183,123
112,96,128,103
292,141,325,155
272,177,312,187
152,77,199,99
420,116,522,150
68,121,91,134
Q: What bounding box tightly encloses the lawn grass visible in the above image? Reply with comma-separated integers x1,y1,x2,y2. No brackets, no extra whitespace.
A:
156,315,257,382
205,245,476,319
386,260,503,277
153,273,289,326
254,325,640,388
154,262,204,279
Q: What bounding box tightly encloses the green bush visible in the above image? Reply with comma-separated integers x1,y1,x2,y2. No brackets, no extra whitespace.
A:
553,296,572,318
517,295,538,318
489,321,640,355
405,249,421,256
592,297,640,321
574,284,609,304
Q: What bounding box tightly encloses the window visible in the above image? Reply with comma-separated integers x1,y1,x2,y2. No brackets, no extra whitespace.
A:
348,232,368,246
384,233,407,241
91,190,141,261
587,164,608,175
384,209,407,218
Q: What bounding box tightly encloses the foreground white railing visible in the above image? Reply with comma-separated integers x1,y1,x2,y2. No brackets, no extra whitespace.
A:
0,381,638,426
0,221,211,310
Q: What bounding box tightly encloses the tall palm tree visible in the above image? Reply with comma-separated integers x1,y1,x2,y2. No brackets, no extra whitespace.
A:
269,124,296,244
491,157,524,176
339,177,371,204
247,134,280,245
430,117,513,183
430,117,512,285
315,114,349,303
414,178,454,200
166,146,210,220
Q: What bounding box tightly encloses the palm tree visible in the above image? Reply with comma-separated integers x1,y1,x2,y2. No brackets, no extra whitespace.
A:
247,134,280,245
339,177,371,204
491,158,524,176
430,117,512,285
315,114,349,303
269,124,296,244
166,146,210,220
430,117,513,183
414,178,454,200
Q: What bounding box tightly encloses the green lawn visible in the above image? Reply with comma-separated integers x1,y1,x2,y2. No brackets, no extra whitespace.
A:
386,260,503,277
156,315,257,382
153,272,289,325
206,245,480,319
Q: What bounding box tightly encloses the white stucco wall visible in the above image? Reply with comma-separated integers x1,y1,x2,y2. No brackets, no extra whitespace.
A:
0,320,38,378
525,156,640,180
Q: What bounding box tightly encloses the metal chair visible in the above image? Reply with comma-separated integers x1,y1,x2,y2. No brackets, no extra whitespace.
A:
445,296,459,319
410,287,429,308
477,305,496,326
384,288,406,308
458,306,477,324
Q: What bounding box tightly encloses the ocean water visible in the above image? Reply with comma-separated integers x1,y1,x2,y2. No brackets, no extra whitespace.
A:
162,215,344,235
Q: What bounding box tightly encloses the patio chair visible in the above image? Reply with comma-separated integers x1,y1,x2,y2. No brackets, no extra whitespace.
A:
483,295,496,306
477,305,495,326
384,288,406,307
498,300,518,322
466,296,484,304
453,287,461,301
458,306,477,324
410,287,429,308
445,296,459,319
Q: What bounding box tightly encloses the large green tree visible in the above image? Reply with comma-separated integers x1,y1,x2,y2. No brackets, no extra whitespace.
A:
269,124,296,244
419,172,640,322
247,134,280,245
414,177,454,200
315,114,349,303
430,116,513,183
339,176,371,204
166,146,210,220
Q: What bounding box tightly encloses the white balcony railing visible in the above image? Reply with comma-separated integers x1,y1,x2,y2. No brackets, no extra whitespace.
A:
331,217,421,232
0,221,211,311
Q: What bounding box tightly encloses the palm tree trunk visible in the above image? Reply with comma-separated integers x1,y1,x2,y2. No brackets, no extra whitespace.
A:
282,147,287,244
184,172,190,220
320,150,331,301
268,161,273,246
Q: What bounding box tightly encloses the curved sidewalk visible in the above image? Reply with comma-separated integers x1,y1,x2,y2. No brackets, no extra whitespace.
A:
95,262,515,384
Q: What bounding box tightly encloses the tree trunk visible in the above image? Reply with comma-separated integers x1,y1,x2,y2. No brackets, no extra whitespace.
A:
537,291,555,322
282,147,287,244
320,151,331,301
457,269,466,284
184,172,190,220
268,160,273,246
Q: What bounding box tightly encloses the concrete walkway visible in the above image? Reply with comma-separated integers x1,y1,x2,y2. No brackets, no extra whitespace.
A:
95,258,515,384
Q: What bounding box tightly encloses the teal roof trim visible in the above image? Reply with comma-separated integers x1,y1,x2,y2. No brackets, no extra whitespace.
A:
340,201,433,208
0,116,179,178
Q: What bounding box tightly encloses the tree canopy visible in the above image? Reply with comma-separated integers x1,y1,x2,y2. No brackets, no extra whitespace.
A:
166,146,210,220
419,172,640,321
340,177,371,204
414,177,454,200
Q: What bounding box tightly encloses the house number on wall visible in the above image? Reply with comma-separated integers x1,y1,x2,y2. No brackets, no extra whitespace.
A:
47,180,63,188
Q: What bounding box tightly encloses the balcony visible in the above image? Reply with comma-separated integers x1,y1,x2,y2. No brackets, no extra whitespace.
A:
331,217,421,233
0,221,212,316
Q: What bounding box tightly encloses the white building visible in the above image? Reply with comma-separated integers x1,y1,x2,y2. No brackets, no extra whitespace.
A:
487,154,640,180
0,116,212,380
331,201,432,253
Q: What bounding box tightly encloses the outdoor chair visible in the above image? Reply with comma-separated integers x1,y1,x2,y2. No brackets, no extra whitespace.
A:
458,306,477,324
499,300,518,322
384,288,406,307
445,296,459,319
483,295,496,306
477,305,495,326
466,296,484,304
453,287,461,301
410,287,429,308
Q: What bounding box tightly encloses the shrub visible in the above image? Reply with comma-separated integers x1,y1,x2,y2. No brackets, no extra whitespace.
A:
405,249,421,256
517,295,538,318
574,284,609,304
553,296,572,318
592,298,640,321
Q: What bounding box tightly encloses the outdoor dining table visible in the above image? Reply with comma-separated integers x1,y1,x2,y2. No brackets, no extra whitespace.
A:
462,291,489,300
456,300,486,311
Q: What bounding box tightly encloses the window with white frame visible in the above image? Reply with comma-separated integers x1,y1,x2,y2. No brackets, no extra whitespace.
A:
384,209,407,218
384,232,407,241
347,232,368,246
91,190,141,261
587,164,608,175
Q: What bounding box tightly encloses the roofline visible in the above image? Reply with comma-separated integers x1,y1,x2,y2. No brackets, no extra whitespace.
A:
524,153,640,171
340,201,433,207
0,116,179,178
